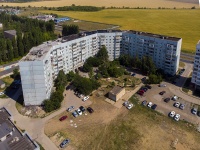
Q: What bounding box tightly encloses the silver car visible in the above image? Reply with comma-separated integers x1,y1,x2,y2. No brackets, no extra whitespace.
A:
60,139,70,148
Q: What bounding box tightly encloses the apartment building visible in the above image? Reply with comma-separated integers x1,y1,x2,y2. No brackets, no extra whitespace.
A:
122,30,182,75
191,41,200,89
19,30,181,106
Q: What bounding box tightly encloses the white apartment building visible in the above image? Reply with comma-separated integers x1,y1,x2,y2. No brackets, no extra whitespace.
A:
191,41,200,89
122,31,182,75
19,30,182,105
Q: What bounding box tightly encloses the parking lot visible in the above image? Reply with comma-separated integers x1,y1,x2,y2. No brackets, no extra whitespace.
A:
137,84,200,124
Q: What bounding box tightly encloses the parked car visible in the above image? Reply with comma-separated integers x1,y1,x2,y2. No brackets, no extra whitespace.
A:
79,106,86,112
87,107,94,113
145,85,152,89
159,91,166,95
174,114,180,121
172,95,178,101
164,98,170,103
141,77,146,81
131,73,136,76
138,92,144,96
147,102,153,108
169,111,176,118
191,107,198,115
76,109,82,115
197,111,200,117
139,90,145,93
142,100,147,106
159,84,166,87
67,106,75,112
59,116,67,121
141,87,148,92
151,104,157,110
83,96,89,102
123,101,134,109
179,104,185,110
0,92,4,96
60,139,70,148
72,111,78,118
174,102,180,108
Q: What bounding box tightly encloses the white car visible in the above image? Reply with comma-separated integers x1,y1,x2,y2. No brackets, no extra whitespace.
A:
76,109,82,115
159,84,166,87
172,95,178,101
169,111,175,118
127,103,134,109
82,96,89,102
174,102,180,108
0,92,4,96
174,114,180,121
147,102,153,108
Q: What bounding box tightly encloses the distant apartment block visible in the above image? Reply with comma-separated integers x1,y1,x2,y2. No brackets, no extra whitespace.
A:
0,107,39,150
19,30,182,105
191,41,200,90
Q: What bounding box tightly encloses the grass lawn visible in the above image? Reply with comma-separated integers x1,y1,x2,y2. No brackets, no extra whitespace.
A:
40,9,200,53
179,61,185,68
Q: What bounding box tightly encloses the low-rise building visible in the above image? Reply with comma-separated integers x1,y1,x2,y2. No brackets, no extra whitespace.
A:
4,30,17,40
108,86,125,102
0,107,40,150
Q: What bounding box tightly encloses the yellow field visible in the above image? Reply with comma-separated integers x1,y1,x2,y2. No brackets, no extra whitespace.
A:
0,0,199,8
40,9,200,53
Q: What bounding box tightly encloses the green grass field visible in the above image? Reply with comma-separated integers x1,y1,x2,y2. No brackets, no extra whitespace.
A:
40,9,200,53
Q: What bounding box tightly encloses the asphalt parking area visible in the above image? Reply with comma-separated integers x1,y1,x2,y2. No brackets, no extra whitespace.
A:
137,85,200,124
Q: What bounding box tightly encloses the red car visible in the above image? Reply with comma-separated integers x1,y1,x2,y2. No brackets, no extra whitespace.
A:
137,91,144,96
59,116,67,121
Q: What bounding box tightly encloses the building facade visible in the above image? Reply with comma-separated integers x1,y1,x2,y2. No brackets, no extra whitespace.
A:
191,41,200,89
19,30,182,105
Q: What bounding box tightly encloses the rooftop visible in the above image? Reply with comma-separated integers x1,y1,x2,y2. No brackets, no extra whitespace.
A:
0,107,39,150
20,41,60,61
4,30,16,36
127,30,181,41
109,86,124,95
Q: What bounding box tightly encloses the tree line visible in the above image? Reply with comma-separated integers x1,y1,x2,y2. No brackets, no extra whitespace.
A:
0,12,56,64
57,5,104,12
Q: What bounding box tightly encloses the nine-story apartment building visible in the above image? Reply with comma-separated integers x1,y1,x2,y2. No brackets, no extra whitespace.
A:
19,30,182,106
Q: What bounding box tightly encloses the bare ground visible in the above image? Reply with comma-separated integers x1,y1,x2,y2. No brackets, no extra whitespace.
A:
45,87,200,150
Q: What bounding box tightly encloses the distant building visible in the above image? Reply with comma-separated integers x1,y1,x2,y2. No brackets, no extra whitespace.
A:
191,41,200,90
54,17,70,24
4,30,17,40
108,86,125,102
0,23,2,28
0,107,40,150
0,80,5,89
30,15,55,22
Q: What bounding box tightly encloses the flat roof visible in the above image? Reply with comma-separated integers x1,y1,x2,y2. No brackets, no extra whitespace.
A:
0,79,5,85
0,66,19,77
0,107,38,150
20,41,60,61
109,86,124,95
127,30,181,41
4,30,16,36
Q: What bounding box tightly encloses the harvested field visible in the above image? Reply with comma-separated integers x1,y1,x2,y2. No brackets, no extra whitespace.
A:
41,9,200,53
0,0,199,8
45,92,200,150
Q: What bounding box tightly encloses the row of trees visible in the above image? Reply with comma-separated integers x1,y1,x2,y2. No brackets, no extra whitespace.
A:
118,54,163,84
62,24,79,36
43,71,67,112
0,13,56,64
57,5,104,12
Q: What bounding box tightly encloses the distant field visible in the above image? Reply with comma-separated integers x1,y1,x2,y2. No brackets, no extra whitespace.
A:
0,0,199,8
40,9,200,53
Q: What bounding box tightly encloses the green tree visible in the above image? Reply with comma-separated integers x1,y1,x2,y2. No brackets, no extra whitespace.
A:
6,39,14,61
62,24,79,36
0,39,7,62
12,38,19,58
23,33,31,54
96,46,109,62
17,33,24,56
